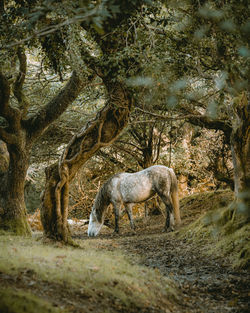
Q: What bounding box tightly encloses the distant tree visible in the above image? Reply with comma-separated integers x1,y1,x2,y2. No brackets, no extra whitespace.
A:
112,118,167,169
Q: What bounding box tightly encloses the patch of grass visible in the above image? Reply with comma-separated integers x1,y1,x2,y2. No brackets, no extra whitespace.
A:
0,234,178,311
0,287,64,313
214,223,250,269
180,189,234,213
178,190,249,269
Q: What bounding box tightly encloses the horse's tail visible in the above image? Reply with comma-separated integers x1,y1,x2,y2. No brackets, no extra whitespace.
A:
169,169,181,225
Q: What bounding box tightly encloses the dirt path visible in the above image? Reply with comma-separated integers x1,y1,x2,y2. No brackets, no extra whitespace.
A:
89,193,249,313
114,228,249,313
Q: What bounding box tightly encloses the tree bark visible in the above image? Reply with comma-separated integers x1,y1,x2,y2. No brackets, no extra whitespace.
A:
0,68,86,235
0,71,31,235
230,92,250,216
0,140,31,235
41,82,133,242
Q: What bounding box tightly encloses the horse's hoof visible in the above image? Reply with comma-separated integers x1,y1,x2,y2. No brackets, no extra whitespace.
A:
162,227,174,233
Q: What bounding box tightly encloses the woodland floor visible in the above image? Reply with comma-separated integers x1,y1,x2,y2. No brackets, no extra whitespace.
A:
0,190,249,313
104,224,250,313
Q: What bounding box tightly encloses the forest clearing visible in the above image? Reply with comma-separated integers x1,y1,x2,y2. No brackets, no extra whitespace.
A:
0,190,249,313
0,1,249,312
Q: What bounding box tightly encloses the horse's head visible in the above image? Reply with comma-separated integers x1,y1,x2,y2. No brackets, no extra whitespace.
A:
88,181,110,237
87,211,103,237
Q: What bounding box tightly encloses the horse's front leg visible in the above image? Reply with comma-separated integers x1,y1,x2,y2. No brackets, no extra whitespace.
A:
125,203,135,231
113,202,121,234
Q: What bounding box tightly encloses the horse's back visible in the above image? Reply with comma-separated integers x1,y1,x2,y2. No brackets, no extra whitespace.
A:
109,165,175,204
145,165,174,191
145,165,170,174
144,165,174,181
111,171,154,203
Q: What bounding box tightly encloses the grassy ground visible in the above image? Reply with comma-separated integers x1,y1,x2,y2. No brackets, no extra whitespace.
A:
0,232,179,313
0,287,63,313
0,189,249,313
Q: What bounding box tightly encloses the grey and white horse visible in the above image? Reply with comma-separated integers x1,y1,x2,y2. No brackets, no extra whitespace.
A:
88,165,181,237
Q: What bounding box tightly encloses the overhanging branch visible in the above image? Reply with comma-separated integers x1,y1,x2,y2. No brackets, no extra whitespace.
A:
24,71,91,141
186,114,232,139
135,107,232,139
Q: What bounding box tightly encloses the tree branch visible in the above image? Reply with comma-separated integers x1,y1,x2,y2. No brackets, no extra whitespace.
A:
153,122,166,163
24,71,90,141
116,139,144,151
135,107,199,120
13,47,29,115
135,107,232,139
113,143,142,162
179,104,232,139
98,150,134,172
129,125,144,143
186,114,232,139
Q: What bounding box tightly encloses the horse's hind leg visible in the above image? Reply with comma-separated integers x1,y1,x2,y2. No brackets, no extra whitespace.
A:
159,194,175,232
125,203,135,231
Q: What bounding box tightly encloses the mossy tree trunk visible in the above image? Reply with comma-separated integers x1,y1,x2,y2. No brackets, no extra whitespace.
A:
41,81,133,242
0,48,86,235
230,92,250,216
0,141,31,235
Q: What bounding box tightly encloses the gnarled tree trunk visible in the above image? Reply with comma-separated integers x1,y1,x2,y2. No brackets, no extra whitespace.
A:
0,63,86,235
41,82,133,242
230,92,250,216
0,143,31,235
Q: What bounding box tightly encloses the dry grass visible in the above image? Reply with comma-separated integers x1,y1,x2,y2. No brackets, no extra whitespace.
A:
0,233,178,312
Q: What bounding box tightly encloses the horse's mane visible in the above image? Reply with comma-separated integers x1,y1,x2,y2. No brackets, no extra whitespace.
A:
93,175,117,222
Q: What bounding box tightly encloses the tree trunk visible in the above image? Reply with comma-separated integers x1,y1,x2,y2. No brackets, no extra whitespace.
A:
0,69,86,236
41,82,133,242
230,92,250,216
231,136,250,198
0,142,31,235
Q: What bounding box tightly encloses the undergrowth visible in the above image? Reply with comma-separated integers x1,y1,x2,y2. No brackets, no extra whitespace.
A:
179,190,249,269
